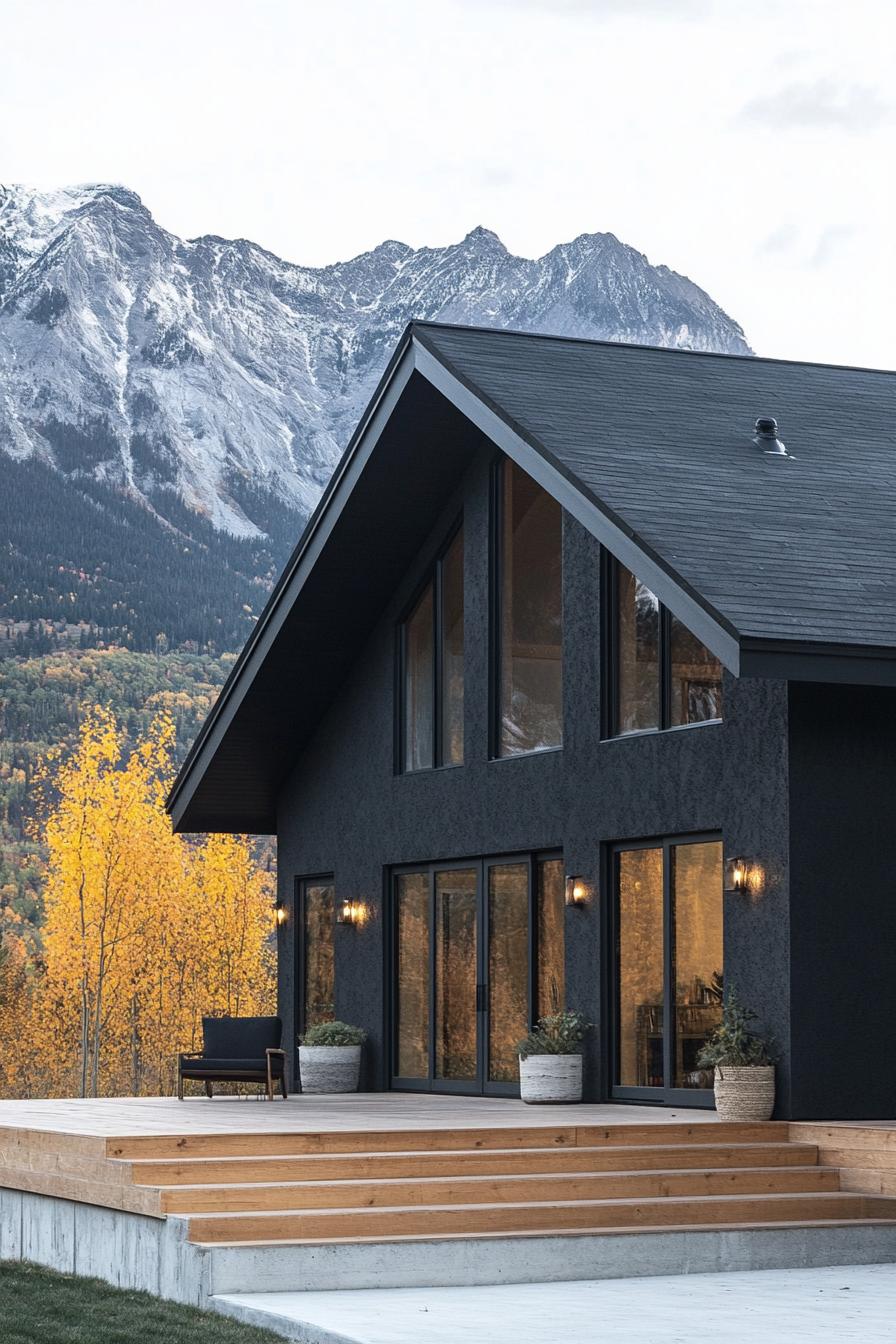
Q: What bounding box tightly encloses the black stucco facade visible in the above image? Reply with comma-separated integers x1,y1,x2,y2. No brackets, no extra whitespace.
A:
272,435,848,1116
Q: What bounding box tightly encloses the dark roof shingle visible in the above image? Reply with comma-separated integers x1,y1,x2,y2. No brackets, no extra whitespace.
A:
418,324,896,647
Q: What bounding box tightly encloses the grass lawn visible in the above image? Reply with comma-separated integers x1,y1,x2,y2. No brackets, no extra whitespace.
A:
0,1261,284,1344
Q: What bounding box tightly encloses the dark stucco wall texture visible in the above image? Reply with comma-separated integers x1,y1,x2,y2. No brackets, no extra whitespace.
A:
276,438,795,1112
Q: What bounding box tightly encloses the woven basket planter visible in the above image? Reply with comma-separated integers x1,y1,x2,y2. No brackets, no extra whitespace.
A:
713,1064,775,1121
299,1044,361,1094
519,1054,583,1104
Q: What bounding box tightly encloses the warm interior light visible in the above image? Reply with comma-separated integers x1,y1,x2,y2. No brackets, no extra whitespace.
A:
565,875,588,907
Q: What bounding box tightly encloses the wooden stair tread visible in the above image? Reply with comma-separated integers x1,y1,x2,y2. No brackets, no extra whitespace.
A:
127,1140,818,1170
186,1189,876,1217
126,1142,820,1187
160,1165,838,1213
184,1190,896,1243
159,1164,833,1190
106,1121,789,1160
192,1216,896,1249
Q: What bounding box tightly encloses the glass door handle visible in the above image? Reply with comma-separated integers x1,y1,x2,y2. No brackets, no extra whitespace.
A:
476,983,487,1013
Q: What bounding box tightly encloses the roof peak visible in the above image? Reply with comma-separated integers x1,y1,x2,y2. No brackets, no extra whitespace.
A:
411,320,896,381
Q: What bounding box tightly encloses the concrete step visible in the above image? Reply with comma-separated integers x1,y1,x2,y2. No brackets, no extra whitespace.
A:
129,1140,820,1187
161,1165,840,1214
106,1121,789,1162
186,1190,896,1244
201,1219,896,1295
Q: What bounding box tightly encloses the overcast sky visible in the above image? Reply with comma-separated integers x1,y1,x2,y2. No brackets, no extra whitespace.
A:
3,0,894,367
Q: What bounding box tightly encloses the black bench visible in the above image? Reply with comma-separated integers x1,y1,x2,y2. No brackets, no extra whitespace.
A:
178,1015,287,1100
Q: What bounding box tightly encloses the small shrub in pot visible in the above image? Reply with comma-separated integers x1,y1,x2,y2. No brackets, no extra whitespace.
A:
697,987,777,1121
517,1011,591,1104
298,1021,367,1094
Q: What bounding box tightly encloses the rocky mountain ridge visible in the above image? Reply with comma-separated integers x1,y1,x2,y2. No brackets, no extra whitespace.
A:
0,184,751,650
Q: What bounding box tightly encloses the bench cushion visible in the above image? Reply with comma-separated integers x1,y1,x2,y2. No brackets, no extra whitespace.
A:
180,1055,284,1077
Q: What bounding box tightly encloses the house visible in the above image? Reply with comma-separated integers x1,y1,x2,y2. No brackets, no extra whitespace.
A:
167,322,896,1120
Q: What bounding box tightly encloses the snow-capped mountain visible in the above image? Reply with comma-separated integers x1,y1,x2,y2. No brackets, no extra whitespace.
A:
0,184,750,536
0,184,750,650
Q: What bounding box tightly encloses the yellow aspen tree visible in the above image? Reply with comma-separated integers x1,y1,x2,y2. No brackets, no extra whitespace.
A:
36,710,172,1095
6,709,278,1100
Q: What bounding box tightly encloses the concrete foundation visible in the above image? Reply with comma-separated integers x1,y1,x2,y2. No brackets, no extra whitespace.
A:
0,1186,209,1304
4,1182,896,1310
207,1222,896,1296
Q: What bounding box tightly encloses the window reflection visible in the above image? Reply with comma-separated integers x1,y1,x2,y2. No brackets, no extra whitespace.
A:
441,529,465,766
670,616,723,727
672,842,723,1089
434,869,478,1080
488,863,529,1083
303,881,335,1030
498,461,563,756
615,840,723,1094
613,561,722,734
616,565,660,733
404,583,434,771
401,526,464,771
617,848,664,1088
395,872,430,1078
536,857,565,1018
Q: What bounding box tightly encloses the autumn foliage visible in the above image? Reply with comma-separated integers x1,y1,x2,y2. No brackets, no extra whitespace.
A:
0,709,275,1098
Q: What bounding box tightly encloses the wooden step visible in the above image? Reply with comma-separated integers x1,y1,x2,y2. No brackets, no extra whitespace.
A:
129,1140,818,1187
106,1121,787,1161
161,1165,839,1214
186,1191,896,1244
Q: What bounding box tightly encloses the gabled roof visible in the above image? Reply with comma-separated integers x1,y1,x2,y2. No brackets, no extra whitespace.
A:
168,322,896,833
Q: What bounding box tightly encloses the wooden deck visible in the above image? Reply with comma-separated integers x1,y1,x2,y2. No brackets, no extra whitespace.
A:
3,1095,896,1251
0,1092,720,1137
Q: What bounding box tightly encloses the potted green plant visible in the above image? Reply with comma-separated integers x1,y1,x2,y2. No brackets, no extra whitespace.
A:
298,1021,367,1093
697,987,777,1121
517,1011,591,1103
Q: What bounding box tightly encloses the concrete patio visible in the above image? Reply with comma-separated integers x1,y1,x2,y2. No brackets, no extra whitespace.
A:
214,1263,896,1344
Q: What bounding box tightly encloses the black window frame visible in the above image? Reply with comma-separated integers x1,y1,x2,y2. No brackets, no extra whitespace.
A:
608,831,723,1109
489,455,564,761
396,517,464,774
295,873,336,1040
602,550,722,740
387,848,564,1097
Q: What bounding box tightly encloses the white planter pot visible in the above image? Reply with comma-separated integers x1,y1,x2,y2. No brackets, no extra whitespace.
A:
713,1065,775,1121
299,1044,362,1094
519,1053,583,1104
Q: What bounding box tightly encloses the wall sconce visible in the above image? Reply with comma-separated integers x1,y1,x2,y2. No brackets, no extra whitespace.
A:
724,856,763,898
337,898,367,926
565,875,589,908
273,898,287,926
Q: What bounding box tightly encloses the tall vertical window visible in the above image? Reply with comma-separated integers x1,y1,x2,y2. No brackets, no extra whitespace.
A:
299,877,335,1032
614,838,723,1099
610,558,722,736
400,523,464,772
495,460,563,757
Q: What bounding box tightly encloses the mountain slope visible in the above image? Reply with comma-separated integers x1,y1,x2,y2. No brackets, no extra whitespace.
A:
0,185,751,651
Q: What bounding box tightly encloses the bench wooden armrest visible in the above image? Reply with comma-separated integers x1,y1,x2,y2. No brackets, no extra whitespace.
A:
265,1048,288,1101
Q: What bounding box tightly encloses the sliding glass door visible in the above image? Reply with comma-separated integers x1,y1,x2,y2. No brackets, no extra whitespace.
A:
391,854,564,1095
612,836,723,1107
